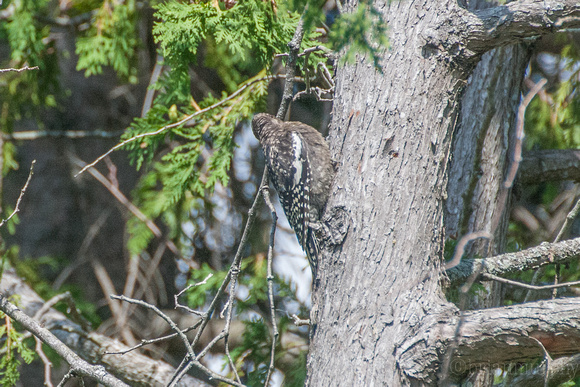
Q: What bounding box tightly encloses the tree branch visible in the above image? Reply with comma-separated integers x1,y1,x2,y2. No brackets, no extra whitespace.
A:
0,160,35,228
0,294,129,387
426,1,580,62
463,0,580,55
455,298,580,367
400,298,580,379
446,237,580,286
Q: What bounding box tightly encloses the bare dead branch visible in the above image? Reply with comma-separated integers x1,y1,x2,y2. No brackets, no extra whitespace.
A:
277,16,305,120
446,237,580,285
291,314,310,326
56,370,76,387
174,274,213,316
112,294,241,386
0,160,35,228
0,293,129,387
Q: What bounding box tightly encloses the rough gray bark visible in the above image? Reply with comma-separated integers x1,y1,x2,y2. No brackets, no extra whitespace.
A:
307,0,580,385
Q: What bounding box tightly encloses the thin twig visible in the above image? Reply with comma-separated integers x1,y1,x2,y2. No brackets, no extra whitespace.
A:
33,292,91,332
0,160,35,228
297,45,332,57
112,294,245,386
504,78,547,188
554,194,580,243
104,323,201,355
445,231,492,270
56,370,76,387
0,66,39,74
529,336,552,387
277,16,306,120
174,273,213,316
261,180,280,387
111,295,195,358
209,244,243,384
482,273,580,290
35,337,54,387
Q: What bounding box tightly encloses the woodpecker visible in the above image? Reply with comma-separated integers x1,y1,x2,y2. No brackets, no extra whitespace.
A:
252,113,334,280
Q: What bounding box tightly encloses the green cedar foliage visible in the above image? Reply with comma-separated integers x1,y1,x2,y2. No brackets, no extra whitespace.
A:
75,0,139,82
328,0,389,70
525,38,580,150
1,0,58,135
0,309,35,387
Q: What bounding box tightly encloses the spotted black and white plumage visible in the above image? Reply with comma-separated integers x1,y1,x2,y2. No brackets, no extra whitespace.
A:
252,113,334,280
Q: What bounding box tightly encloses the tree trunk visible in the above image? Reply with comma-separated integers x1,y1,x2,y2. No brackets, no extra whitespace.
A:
447,42,530,387
309,1,463,384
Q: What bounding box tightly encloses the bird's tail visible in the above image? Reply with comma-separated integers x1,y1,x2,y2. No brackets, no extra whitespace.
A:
305,228,319,281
